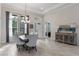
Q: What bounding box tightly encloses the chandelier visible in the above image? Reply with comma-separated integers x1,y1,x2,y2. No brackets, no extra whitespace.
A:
21,3,30,23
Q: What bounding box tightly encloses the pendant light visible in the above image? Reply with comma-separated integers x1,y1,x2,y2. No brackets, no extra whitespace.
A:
24,3,30,23
24,3,30,35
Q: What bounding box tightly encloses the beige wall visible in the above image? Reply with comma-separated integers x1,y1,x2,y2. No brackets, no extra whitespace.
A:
1,3,43,44
44,4,79,45
0,3,1,46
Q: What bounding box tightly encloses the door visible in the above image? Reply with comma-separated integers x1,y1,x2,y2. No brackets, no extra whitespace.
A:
9,13,18,42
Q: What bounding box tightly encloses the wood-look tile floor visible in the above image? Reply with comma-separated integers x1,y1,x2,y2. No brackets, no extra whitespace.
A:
0,39,79,56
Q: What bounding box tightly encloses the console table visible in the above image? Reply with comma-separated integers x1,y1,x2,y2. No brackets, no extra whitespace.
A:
55,32,77,45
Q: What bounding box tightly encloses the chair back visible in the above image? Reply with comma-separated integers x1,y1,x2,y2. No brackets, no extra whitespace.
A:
26,34,38,47
16,35,25,45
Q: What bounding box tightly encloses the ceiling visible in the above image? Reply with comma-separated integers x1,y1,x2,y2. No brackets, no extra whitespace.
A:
4,3,72,15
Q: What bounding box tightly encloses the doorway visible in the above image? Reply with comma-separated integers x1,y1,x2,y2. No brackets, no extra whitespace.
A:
9,13,18,43
44,22,51,39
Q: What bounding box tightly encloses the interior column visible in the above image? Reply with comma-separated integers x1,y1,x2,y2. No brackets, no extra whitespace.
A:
6,11,9,43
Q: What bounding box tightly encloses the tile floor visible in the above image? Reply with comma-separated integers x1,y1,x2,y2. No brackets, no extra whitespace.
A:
0,39,79,56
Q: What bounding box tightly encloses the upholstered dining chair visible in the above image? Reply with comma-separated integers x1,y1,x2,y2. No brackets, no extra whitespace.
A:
26,34,38,53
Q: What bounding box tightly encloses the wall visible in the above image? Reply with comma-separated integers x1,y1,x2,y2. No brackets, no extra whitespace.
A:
44,4,79,45
1,3,43,44
0,3,1,46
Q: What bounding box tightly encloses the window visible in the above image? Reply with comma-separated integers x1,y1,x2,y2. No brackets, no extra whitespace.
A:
12,15,18,35
20,16,25,34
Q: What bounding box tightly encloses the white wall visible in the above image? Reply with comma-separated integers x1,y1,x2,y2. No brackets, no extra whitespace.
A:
1,3,43,44
0,3,1,46
44,4,79,45
29,15,44,38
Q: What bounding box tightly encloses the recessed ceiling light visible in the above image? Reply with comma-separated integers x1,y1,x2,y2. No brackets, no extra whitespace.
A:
40,8,44,10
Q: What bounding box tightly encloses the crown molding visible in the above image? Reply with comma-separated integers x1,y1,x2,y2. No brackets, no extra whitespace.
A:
2,3,78,16
44,3,77,15
2,3,44,17
43,4,66,14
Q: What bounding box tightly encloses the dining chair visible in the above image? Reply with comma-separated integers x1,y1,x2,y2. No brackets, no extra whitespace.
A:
26,34,38,53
